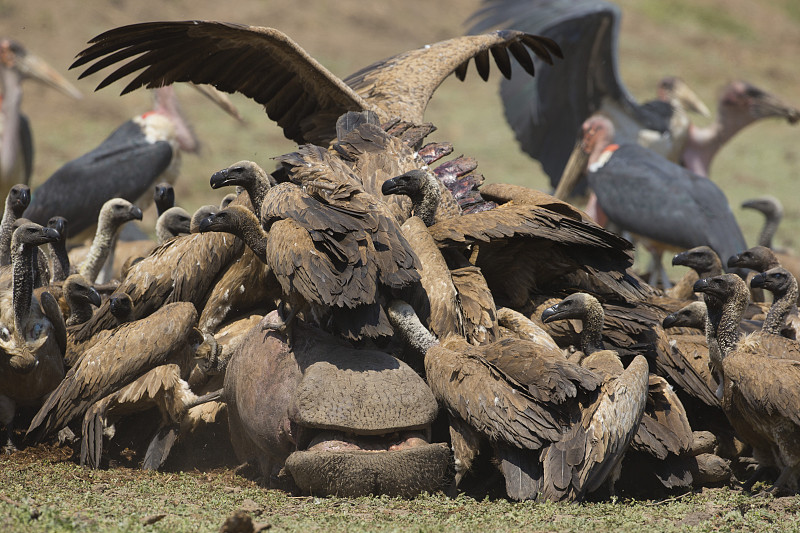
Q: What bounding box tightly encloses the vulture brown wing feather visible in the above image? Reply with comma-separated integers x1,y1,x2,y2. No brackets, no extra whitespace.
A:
27,302,198,441
73,21,371,145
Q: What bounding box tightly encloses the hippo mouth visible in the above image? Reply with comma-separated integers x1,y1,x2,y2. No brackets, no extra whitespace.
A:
285,429,451,498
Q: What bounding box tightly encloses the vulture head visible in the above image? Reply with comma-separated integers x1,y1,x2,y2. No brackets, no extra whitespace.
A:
98,198,143,230
662,301,706,330
381,169,429,197
750,266,797,295
155,206,191,243
190,205,220,234
672,246,722,276
210,160,268,190
46,216,67,240
64,274,102,310
12,221,60,248
692,273,749,303
5,184,31,216
153,182,175,216
108,292,134,324
541,292,601,325
727,246,777,272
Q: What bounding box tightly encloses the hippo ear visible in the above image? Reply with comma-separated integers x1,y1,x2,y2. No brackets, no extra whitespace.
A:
40,291,66,356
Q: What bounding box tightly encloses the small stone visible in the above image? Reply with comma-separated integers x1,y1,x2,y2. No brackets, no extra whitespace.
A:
141,514,166,526
220,510,254,533
240,498,263,515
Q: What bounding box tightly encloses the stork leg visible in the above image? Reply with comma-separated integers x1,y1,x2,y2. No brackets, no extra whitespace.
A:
646,249,672,289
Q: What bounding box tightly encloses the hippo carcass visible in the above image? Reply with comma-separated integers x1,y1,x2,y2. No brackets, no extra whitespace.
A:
224,311,450,497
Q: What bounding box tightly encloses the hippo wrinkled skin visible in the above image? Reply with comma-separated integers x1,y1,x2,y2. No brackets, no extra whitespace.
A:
224,311,451,497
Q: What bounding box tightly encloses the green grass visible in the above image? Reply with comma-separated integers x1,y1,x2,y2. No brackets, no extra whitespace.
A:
3,450,800,532
635,0,754,40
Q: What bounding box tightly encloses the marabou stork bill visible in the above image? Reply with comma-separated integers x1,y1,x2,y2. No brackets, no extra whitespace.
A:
558,115,747,287
468,0,800,189
23,83,240,239
67,20,562,147
0,39,81,206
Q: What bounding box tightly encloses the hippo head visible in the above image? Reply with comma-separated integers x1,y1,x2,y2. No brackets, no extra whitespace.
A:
224,311,450,497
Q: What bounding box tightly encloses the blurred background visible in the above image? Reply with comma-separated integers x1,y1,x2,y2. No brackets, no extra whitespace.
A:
3,0,799,251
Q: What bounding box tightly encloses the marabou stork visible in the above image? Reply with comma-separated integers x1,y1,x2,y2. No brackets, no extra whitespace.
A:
558,115,747,287
0,39,81,206
67,20,561,147
23,84,240,240
468,0,800,189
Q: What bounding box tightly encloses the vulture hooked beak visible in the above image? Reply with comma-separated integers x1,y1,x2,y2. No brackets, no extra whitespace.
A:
129,205,143,221
749,272,767,290
210,168,240,190
381,170,427,197
661,313,680,329
197,213,220,234
541,302,572,324
87,287,102,308
692,277,729,299
726,253,744,269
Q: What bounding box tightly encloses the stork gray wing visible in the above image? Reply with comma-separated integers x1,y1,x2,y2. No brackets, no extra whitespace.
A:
24,120,173,234
72,21,372,146
468,0,647,188
588,144,746,263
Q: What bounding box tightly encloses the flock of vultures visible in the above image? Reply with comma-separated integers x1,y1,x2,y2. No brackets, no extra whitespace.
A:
2,0,800,503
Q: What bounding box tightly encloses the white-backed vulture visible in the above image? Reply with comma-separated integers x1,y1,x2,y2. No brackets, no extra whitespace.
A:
694,273,800,493
750,267,799,337
77,198,143,284
71,21,561,146
389,299,650,502
0,222,64,451
380,167,654,308
62,274,101,327
26,301,204,443
541,293,695,491
0,184,30,266
200,155,421,341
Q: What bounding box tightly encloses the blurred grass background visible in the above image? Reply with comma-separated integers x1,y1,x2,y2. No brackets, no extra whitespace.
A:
3,0,799,252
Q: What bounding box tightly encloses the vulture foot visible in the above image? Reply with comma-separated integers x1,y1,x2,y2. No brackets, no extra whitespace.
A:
742,464,772,492
196,333,223,374
261,302,301,339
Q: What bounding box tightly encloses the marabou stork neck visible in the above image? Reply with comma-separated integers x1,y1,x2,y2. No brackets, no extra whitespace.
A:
0,39,81,207
683,81,800,177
